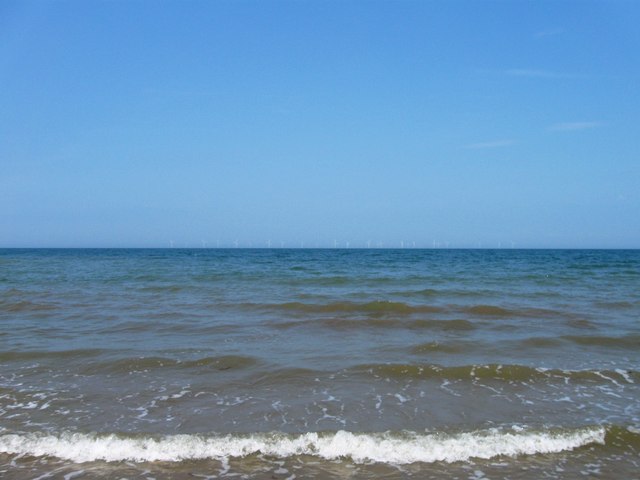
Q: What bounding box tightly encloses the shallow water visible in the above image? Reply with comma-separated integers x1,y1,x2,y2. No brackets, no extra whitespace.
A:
1,248,639,478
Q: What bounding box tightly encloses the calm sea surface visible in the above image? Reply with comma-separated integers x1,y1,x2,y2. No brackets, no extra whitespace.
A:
1,249,639,479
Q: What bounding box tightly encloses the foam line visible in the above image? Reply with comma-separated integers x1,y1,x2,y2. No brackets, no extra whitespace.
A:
0,427,605,464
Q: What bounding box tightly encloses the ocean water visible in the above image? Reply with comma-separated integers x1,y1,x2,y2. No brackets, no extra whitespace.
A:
0,248,639,479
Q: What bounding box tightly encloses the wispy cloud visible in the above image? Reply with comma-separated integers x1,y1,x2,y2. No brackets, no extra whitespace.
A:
504,69,616,81
464,139,515,149
142,87,220,98
550,121,602,131
505,69,577,79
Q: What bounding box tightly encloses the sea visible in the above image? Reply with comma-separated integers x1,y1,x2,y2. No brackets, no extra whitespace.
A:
0,248,639,479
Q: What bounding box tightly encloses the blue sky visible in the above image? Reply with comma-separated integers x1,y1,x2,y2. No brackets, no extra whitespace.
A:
1,0,639,248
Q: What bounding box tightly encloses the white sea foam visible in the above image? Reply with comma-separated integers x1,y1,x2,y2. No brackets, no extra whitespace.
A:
615,369,634,384
0,427,605,464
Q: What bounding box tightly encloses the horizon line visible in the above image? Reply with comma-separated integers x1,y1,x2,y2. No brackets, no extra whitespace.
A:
1,246,638,251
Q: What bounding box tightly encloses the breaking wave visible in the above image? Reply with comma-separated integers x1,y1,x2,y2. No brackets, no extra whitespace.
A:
0,426,609,464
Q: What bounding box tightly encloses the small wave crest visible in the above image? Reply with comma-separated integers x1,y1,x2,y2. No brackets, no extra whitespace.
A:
271,317,475,331
253,301,443,315
463,305,565,318
465,305,513,316
0,349,107,362
351,363,639,384
411,341,468,354
502,335,639,351
564,334,640,349
0,427,606,464
79,355,259,374
0,299,57,313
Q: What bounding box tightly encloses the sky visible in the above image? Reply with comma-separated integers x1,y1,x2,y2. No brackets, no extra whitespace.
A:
1,0,639,248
